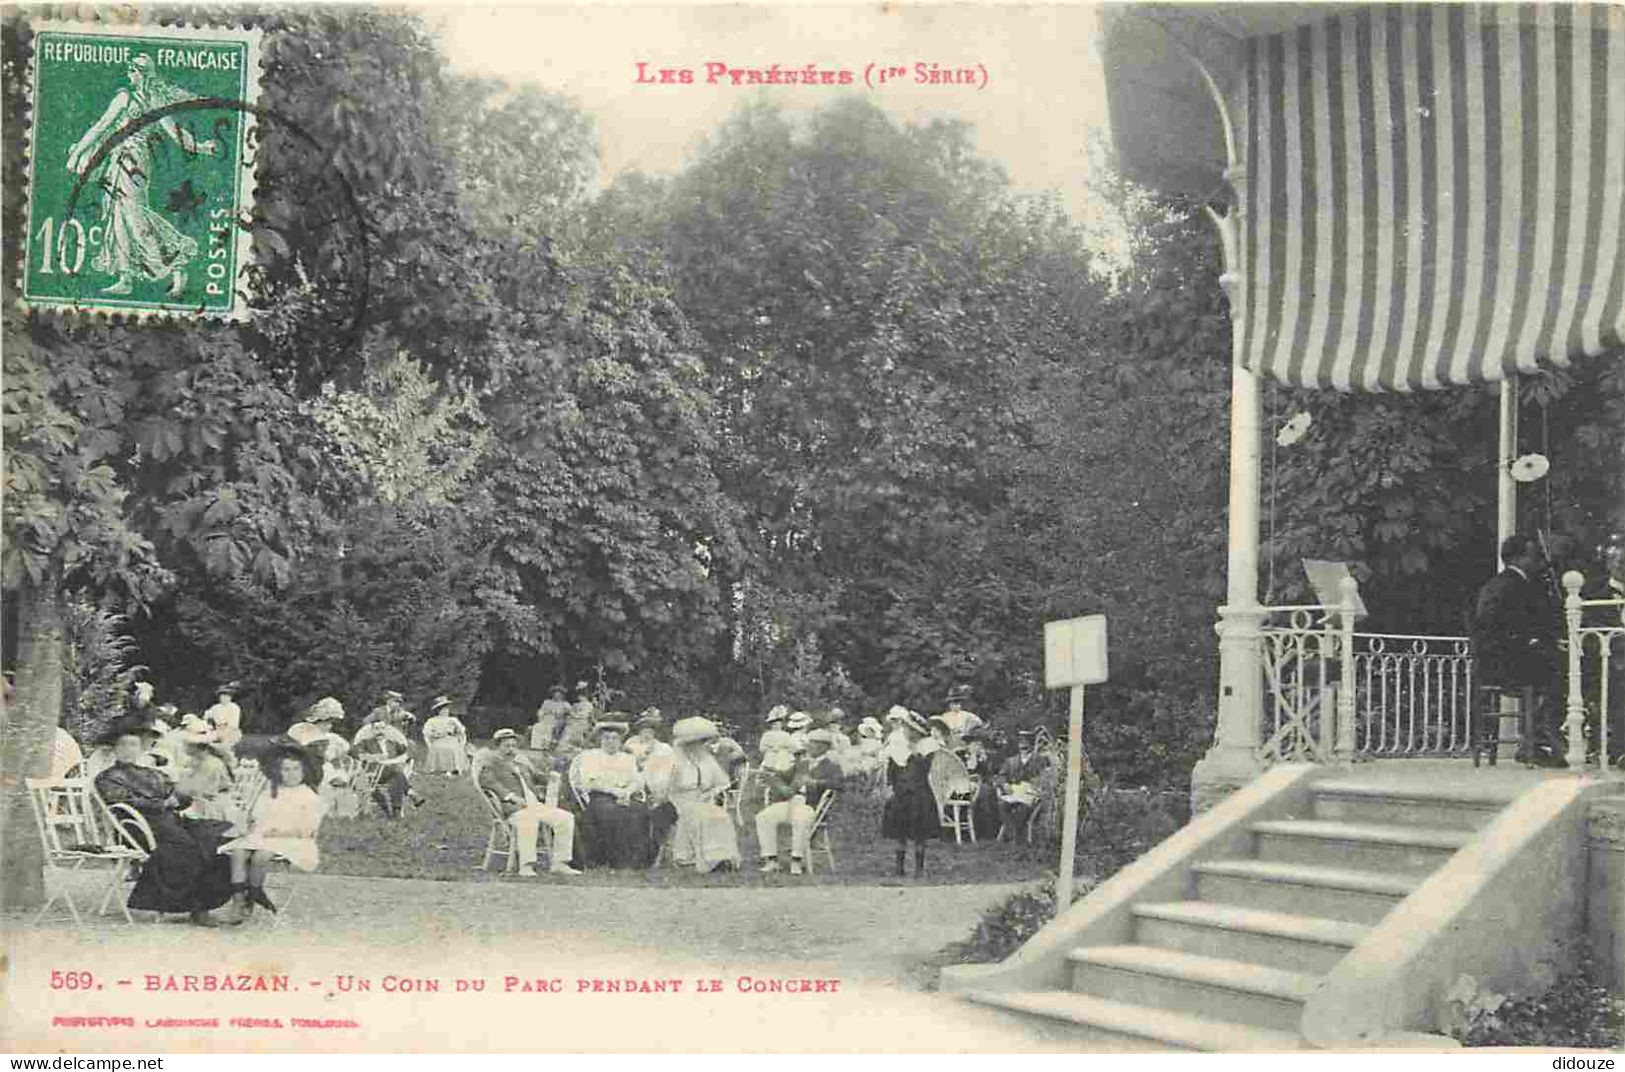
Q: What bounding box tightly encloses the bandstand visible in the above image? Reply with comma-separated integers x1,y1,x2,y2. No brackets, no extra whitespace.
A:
1098,3,1625,803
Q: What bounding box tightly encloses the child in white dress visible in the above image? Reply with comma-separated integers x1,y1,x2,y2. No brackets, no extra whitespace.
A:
220,743,326,922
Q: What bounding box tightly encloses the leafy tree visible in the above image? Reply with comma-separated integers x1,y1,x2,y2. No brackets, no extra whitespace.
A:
620,98,1109,715
0,5,469,907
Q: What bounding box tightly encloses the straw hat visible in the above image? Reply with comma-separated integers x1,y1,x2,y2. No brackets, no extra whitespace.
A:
306,696,345,724
885,705,911,724
786,711,813,731
286,722,326,747
897,709,930,736
492,728,519,743
430,695,453,714
764,704,789,725
671,716,720,746
634,708,665,730
857,718,883,740
594,716,630,736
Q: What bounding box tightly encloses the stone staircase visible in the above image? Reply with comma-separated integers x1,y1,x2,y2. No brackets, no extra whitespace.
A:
962,777,1517,1051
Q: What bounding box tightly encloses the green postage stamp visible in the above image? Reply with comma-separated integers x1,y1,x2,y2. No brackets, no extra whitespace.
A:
22,22,262,319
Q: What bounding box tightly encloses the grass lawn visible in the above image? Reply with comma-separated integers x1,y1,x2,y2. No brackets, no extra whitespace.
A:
319,746,1055,888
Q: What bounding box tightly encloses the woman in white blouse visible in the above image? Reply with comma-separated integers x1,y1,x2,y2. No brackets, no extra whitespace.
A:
574,719,651,868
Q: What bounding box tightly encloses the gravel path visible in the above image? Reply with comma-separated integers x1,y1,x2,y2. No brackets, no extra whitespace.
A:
3,873,1106,1052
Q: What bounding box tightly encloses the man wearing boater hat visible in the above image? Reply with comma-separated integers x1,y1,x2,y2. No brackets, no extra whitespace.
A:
479,728,582,876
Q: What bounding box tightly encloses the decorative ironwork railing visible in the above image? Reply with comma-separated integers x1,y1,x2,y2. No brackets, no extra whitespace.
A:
1350,634,1475,757
1257,606,1348,764
1257,601,1474,762
1255,572,1624,770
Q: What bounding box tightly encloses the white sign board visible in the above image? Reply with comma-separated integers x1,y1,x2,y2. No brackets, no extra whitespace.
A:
1044,614,1109,689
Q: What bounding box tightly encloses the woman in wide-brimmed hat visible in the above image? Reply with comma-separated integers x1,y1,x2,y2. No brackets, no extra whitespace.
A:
173,716,237,823
219,741,327,922
421,696,469,775
666,717,740,873
880,708,941,877
93,716,236,925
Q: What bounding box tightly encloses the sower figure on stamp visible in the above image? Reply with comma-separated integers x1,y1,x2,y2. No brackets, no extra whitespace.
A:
479,729,581,876
65,54,218,297
1472,533,1565,768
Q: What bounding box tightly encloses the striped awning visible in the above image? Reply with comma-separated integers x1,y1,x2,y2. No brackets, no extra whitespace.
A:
1240,5,1625,391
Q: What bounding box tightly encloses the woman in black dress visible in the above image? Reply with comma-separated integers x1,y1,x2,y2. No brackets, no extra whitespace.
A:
92,717,236,926
880,709,940,877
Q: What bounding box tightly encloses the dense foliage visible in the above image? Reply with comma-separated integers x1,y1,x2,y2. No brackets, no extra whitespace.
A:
1446,954,1625,1049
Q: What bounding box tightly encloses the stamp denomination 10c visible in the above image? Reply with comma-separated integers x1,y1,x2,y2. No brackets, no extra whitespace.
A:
23,22,262,320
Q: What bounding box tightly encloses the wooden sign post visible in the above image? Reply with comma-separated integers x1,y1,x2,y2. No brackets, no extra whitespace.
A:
1043,615,1108,912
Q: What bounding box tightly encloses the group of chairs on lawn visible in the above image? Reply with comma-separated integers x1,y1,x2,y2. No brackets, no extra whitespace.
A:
25,755,306,929
472,744,838,878
923,730,1063,848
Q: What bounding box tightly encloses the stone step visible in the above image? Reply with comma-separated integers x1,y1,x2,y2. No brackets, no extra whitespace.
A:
1193,858,1420,924
962,989,1305,1052
1311,780,1513,831
1068,944,1319,1033
1134,900,1368,975
1252,818,1471,875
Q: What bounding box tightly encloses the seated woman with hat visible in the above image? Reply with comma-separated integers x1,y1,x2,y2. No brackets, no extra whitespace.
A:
93,716,236,926
285,696,350,762
173,716,237,823
421,696,469,776
219,741,327,922
532,684,572,752
573,717,651,868
628,708,678,861
667,717,740,874
204,681,244,751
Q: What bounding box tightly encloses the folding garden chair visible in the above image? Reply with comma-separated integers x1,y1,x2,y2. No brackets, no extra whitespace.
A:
804,790,837,874
26,778,147,927
723,762,751,826
469,754,546,874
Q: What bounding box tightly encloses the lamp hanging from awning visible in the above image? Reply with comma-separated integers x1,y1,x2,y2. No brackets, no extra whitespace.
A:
1240,4,1625,392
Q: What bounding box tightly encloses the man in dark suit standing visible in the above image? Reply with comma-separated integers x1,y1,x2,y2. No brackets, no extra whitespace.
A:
1473,534,1563,766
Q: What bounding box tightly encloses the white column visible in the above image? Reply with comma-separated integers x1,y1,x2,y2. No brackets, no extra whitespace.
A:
1192,362,1268,809
1191,158,1269,812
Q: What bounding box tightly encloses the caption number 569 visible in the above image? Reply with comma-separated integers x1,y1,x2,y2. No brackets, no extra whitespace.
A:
49,970,95,990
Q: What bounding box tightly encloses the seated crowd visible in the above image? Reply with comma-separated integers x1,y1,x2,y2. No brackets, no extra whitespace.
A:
38,674,1058,924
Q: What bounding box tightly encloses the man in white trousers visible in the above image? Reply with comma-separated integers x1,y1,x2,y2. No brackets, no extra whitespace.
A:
478,729,582,876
